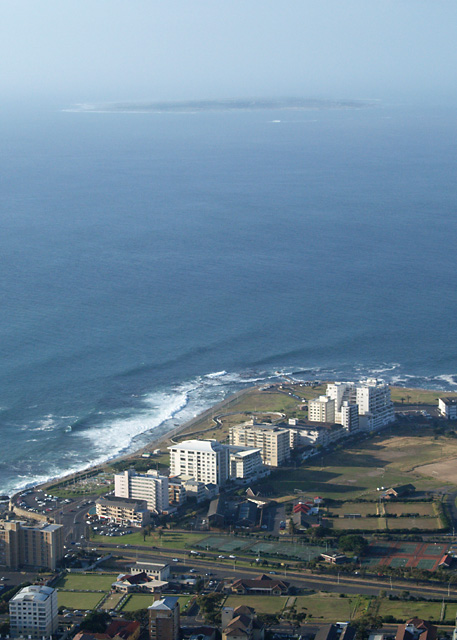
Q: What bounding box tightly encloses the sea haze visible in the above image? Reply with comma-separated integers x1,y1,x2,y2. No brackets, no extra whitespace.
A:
1,101,456,494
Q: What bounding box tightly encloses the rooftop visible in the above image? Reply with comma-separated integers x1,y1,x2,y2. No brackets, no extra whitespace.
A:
169,439,225,453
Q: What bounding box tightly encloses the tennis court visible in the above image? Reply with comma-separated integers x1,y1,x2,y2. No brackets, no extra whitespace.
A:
195,536,250,552
393,542,420,555
423,543,447,556
416,558,437,570
362,540,450,571
389,557,409,568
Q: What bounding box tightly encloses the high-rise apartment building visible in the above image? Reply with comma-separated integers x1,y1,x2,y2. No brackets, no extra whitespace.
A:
228,446,265,480
168,440,229,486
0,521,64,571
114,469,169,514
326,379,394,431
148,596,180,640
308,396,335,423
340,400,359,432
229,424,290,467
9,585,58,639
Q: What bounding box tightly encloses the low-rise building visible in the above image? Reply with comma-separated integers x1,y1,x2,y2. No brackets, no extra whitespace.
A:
130,561,170,580
395,619,437,640
9,585,58,639
96,495,150,527
230,574,289,595
221,605,264,640
112,571,168,593
315,624,356,640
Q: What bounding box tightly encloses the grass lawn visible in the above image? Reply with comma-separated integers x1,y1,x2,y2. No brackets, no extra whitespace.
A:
121,594,191,612
57,591,104,610
55,573,118,591
91,530,207,550
385,517,441,530
378,599,454,622
389,386,457,405
224,595,288,614
294,594,370,621
328,504,379,517
385,503,436,516
174,388,308,444
330,519,385,531
263,428,457,501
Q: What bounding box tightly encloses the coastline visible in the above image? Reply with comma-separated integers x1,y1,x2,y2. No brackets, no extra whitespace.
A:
16,385,257,500
10,381,456,504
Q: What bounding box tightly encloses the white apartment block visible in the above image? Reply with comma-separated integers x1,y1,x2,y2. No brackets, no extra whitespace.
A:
9,585,58,639
438,397,457,419
228,446,267,481
326,379,394,431
354,378,395,430
168,439,229,486
229,424,290,467
114,469,169,514
308,396,335,423
340,400,359,432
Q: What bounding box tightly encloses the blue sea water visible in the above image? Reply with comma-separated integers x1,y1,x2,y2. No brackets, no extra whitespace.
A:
1,101,457,495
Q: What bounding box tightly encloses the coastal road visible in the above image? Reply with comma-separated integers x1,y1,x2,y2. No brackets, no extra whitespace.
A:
94,542,457,599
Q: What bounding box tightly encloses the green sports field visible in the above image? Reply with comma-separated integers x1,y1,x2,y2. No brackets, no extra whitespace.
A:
55,573,118,591
57,591,104,610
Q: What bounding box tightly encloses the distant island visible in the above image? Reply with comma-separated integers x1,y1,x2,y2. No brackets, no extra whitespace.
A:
65,97,376,113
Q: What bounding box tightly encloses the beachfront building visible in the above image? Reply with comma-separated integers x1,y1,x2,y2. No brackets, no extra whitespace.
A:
0,520,64,571
169,439,229,486
114,469,169,514
340,400,360,432
326,379,394,431
228,446,268,481
229,424,290,467
148,596,180,640
438,397,457,419
96,495,151,527
9,585,58,639
308,396,335,423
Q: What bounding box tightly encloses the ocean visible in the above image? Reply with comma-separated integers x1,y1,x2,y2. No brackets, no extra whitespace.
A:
1,100,457,495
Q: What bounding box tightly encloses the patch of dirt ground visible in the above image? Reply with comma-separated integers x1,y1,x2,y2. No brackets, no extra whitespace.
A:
415,457,457,483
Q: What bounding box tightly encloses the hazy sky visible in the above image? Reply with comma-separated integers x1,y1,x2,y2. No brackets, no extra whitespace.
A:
2,1,457,105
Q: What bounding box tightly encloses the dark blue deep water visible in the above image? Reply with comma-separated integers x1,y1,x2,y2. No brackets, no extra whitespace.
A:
1,102,456,493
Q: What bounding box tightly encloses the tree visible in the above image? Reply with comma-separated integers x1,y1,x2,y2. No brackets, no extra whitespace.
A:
80,612,112,633
257,613,280,628
123,609,149,628
354,614,383,640
338,534,368,556
196,593,224,624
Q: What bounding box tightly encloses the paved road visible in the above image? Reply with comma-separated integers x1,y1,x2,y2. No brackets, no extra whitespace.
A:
93,541,457,599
